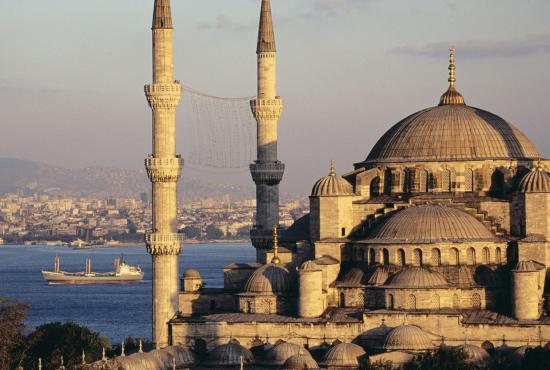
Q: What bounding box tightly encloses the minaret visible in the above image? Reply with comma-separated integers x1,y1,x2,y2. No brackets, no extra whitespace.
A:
144,0,184,347
250,0,285,261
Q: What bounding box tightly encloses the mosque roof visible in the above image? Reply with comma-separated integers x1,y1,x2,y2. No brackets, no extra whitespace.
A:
266,342,308,366
283,353,320,369
454,344,491,367
518,165,550,193
386,267,448,288
182,269,201,279
299,260,321,271
383,325,435,351
152,0,173,29
359,50,540,166
321,342,366,368
243,263,293,294
364,205,496,243
203,340,255,367
257,0,276,53
311,161,354,197
513,260,545,272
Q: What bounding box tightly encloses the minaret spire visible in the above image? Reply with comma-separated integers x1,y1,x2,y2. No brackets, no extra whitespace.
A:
271,225,281,264
439,47,465,106
145,0,184,348
250,0,285,262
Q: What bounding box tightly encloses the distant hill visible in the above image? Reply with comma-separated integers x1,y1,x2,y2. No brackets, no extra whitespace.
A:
0,158,254,201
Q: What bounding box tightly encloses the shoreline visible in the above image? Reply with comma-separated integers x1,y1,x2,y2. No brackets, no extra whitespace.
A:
2,239,251,249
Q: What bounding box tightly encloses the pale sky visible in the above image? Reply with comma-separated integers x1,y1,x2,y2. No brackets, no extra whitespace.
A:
1,0,549,194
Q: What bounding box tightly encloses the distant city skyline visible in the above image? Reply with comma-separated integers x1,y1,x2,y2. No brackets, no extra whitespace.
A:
1,0,549,194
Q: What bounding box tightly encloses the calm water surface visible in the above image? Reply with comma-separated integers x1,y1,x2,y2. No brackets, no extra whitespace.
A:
0,243,255,343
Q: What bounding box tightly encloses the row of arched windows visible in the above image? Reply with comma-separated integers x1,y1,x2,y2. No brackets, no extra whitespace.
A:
358,246,502,266
386,293,482,310
373,168,477,194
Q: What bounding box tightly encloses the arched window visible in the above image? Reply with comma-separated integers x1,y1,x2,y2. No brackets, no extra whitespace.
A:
495,247,502,264
467,247,476,265
370,177,381,197
471,293,481,309
408,294,417,310
413,249,423,266
397,249,406,266
420,170,429,192
387,294,394,310
442,169,451,192
245,301,251,314
369,248,375,266
400,170,407,193
450,248,460,266
452,294,459,309
383,249,389,265
433,294,441,309
340,292,346,308
384,168,393,195
482,247,490,264
431,248,441,266
465,169,474,192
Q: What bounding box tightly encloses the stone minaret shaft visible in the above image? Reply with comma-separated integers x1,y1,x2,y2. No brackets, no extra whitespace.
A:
250,0,284,256
144,0,183,348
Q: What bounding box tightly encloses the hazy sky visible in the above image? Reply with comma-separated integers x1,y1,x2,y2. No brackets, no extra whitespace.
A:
1,0,550,194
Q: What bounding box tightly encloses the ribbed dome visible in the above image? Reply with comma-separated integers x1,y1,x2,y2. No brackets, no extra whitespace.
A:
341,268,366,285
283,354,319,369
299,260,321,271
204,340,254,367
513,260,545,272
311,161,354,197
365,205,495,243
363,105,539,164
183,269,201,279
384,325,435,351
244,263,293,294
321,342,366,368
387,267,448,288
266,342,307,366
518,166,550,193
454,344,491,367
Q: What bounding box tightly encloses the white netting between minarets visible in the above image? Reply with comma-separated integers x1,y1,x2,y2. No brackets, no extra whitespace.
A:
180,85,257,170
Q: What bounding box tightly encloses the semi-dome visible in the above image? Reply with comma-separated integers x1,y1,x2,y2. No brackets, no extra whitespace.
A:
365,205,496,243
360,50,539,165
387,267,448,288
368,267,390,286
266,342,308,366
312,161,354,197
384,325,435,351
283,353,319,369
518,165,550,193
203,340,255,367
454,344,491,367
244,263,293,294
321,342,366,368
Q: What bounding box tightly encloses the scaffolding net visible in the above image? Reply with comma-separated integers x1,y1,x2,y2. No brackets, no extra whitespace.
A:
180,85,257,170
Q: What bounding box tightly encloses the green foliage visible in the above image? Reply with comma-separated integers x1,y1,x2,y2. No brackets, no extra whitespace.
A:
0,297,28,369
205,224,224,240
364,359,395,370
22,322,111,370
403,348,476,370
520,347,550,370
181,225,202,239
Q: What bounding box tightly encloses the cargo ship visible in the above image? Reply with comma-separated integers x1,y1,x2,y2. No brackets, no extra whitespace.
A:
42,256,144,285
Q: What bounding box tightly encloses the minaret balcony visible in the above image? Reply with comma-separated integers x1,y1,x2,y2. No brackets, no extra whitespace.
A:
250,98,284,120
250,161,285,185
144,83,182,111
145,232,184,255
145,156,183,182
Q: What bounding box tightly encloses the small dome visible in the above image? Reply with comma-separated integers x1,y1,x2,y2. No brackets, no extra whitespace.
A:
518,166,550,193
299,260,321,271
204,340,254,367
513,260,545,272
511,345,536,362
454,344,491,367
321,342,366,368
266,342,307,366
283,354,319,369
384,325,435,351
311,161,354,197
244,263,293,294
341,268,366,285
367,267,390,286
183,269,201,279
365,205,495,243
387,267,448,288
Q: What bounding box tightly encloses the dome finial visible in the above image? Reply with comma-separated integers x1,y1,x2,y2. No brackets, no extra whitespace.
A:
330,160,335,176
271,224,281,264
439,47,465,106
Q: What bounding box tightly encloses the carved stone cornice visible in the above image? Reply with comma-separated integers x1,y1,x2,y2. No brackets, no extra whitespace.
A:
250,161,285,185
144,83,182,111
250,98,283,121
145,156,183,183
145,232,184,255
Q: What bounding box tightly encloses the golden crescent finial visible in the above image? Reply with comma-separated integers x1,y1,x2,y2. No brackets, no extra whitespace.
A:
271,224,281,264
329,160,335,176
448,47,456,88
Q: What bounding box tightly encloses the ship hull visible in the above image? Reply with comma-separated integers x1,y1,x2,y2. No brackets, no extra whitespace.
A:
42,271,144,285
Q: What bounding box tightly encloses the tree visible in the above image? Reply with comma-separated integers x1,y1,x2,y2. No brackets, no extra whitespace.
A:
22,322,111,370
181,226,201,239
403,348,476,370
0,297,28,369
205,225,224,240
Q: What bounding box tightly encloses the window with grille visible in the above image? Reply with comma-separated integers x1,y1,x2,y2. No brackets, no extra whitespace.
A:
431,248,441,266
471,293,481,309
408,294,417,310
398,249,406,266
482,247,490,264
414,249,423,266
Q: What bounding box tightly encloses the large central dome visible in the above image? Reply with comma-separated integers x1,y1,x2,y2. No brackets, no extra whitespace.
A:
363,105,539,164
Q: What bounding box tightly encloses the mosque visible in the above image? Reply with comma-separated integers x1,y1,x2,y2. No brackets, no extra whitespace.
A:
87,0,550,369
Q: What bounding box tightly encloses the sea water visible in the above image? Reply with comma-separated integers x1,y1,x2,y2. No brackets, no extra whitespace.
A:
0,243,255,343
